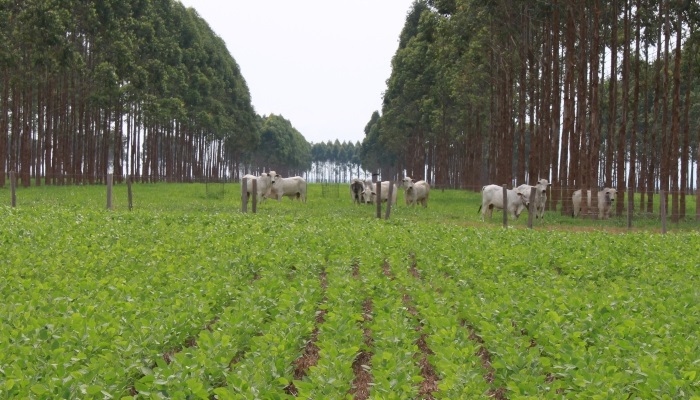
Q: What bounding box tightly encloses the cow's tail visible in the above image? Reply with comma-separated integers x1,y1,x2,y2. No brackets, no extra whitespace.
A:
477,204,482,214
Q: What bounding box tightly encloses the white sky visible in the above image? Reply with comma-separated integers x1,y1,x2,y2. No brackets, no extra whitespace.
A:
177,0,415,145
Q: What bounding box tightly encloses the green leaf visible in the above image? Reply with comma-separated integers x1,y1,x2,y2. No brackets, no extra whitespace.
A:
86,385,102,395
30,384,47,395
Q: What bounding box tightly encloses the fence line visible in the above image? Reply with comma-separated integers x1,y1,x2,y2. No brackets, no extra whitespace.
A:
5,178,698,232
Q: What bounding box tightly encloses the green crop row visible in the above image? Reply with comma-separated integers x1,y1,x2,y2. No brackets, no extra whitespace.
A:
292,263,366,398
1,184,699,399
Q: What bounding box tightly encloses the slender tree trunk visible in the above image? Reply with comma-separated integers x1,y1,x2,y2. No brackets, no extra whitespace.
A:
647,17,663,213
628,0,641,215
21,81,31,186
681,24,694,219
550,0,561,211
640,42,649,210
660,0,671,212
517,4,527,185
589,0,602,191
562,2,576,214
616,0,630,216
669,1,682,222
606,0,618,188
36,80,44,186
0,72,8,187
541,10,552,191
574,0,587,195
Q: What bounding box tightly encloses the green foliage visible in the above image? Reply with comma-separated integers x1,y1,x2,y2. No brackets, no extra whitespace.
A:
2,0,259,182
0,184,699,398
252,114,312,175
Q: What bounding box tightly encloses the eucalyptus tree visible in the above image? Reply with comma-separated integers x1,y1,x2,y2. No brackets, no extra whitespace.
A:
380,0,436,180
252,114,311,177
1,0,258,186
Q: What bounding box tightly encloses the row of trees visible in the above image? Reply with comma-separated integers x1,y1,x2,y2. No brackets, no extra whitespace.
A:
0,0,260,186
0,0,376,186
364,0,700,219
6,0,699,222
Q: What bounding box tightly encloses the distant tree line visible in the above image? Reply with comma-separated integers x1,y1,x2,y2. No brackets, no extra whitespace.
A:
363,0,700,220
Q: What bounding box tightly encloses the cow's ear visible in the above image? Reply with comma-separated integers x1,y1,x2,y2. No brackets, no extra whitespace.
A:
517,192,523,197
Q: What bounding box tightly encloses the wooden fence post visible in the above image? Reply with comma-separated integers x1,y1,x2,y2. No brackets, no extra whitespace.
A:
375,181,382,219
10,171,16,207
106,173,113,210
660,190,667,234
241,178,248,213
251,179,257,214
127,176,133,211
627,186,633,229
527,186,536,229
385,181,393,220
502,184,508,228
107,144,114,210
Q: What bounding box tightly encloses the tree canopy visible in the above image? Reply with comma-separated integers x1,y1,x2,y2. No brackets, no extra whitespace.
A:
364,0,700,219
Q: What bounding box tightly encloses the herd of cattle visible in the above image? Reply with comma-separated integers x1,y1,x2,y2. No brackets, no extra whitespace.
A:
479,179,617,220
240,173,618,220
242,171,307,204
349,177,431,207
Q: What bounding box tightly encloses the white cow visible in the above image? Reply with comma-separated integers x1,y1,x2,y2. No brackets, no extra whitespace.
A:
361,179,374,204
363,181,397,205
242,173,272,204
402,177,430,207
516,178,551,219
479,184,531,221
350,179,364,204
572,188,617,219
269,173,307,202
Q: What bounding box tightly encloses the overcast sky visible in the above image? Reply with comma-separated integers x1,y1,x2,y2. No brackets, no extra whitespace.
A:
177,0,415,145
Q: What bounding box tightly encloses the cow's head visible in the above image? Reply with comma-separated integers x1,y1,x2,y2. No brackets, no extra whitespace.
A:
402,177,414,189
535,179,551,194
361,189,374,204
270,171,282,186
603,188,617,206
518,190,531,207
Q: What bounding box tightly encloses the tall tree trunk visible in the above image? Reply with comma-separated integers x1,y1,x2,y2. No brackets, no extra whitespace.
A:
640,41,649,210
517,4,527,185
0,72,8,187
616,0,630,216
21,81,31,187
562,2,576,214
669,1,682,222
647,15,663,213
660,0,671,212
36,80,44,186
574,0,587,196
681,24,694,219
628,0,641,215
606,0,618,188
550,0,561,211
589,0,602,192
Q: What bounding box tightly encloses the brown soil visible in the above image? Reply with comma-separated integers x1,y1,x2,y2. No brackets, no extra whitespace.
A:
382,260,393,279
463,321,508,399
284,268,329,395
350,298,374,399
402,284,439,398
416,334,439,399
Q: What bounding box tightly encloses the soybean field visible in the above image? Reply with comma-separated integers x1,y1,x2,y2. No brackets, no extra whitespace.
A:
1,183,698,399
